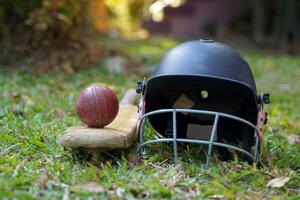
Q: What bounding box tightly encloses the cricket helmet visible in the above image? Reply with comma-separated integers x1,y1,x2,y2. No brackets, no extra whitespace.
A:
137,39,270,166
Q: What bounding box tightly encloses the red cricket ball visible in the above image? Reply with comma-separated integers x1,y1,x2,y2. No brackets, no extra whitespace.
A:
76,85,119,128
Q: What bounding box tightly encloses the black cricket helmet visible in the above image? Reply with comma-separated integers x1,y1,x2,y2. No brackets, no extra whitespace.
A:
137,39,269,166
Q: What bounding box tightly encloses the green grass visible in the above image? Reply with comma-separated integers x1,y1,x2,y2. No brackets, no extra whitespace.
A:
0,37,300,199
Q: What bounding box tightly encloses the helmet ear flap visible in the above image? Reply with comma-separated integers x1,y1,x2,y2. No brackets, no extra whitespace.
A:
136,78,147,95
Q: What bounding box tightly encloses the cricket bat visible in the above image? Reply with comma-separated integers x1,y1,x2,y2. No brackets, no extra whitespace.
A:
58,89,139,150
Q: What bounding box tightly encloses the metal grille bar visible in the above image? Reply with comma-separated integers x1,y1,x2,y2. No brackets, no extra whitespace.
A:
137,109,260,167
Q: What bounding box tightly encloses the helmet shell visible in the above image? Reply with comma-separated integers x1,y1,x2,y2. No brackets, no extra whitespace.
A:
149,39,256,97
145,39,258,149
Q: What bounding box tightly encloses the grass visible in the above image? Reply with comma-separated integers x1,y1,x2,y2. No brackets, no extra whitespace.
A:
0,37,300,199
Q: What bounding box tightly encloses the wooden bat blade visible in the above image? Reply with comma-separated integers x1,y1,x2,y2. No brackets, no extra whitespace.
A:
58,104,138,149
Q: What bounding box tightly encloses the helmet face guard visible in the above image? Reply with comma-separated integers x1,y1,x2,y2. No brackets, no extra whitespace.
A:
137,95,268,167
136,39,270,167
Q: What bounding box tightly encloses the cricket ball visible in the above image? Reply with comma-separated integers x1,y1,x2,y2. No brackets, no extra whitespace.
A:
76,85,119,128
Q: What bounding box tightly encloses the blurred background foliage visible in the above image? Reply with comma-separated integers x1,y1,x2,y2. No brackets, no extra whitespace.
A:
0,0,150,46
0,0,89,61
0,0,299,70
0,0,152,69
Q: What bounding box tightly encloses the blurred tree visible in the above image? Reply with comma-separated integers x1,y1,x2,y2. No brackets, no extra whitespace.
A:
89,0,108,33
252,0,300,52
128,0,145,34
0,0,89,55
0,0,151,48
104,0,151,37
252,0,265,44
0,0,40,53
0,0,152,68
272,0,299,52
26,0,89,42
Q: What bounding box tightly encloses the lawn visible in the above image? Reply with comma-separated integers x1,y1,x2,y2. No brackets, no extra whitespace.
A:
0,37,299,199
